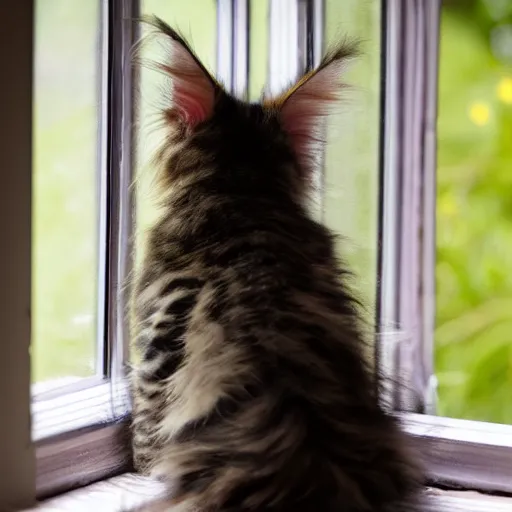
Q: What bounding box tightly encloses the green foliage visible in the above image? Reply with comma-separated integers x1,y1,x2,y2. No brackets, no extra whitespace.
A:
32,0,100,382
436,4,512,423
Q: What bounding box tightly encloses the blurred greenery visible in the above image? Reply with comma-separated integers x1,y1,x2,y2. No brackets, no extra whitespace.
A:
436,0,512,423
323,0,381,321
33,0,512,425
32,0,99,382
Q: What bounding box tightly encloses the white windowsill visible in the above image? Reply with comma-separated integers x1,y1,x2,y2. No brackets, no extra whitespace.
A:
32,379,130,441
24,473,512,512
400,412,512,494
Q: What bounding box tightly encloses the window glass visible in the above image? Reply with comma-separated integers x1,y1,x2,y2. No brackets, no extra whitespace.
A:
136,0,217,264
249,0,269,101
136,0,380,332
32,0,100,385
436,1,512,423
323,0,381,319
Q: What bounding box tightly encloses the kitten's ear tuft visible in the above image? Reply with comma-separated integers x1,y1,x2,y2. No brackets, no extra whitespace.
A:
141,16,219,128
268,41,359,178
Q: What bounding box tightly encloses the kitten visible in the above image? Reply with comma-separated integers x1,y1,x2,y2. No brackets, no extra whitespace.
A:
130,16,423,512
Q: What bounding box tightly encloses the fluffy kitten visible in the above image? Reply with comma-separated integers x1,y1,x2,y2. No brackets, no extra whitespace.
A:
130,16,423,511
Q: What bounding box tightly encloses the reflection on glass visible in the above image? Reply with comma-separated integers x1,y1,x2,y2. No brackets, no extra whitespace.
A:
32,0,100,384
135,0,380,326
436,1,512,424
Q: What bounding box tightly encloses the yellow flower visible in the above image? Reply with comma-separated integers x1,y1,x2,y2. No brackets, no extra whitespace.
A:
439,193,458,217
469,102,490,126
497,77,512,104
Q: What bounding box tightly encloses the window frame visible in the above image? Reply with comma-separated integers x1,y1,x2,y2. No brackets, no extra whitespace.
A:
31,0,140,498
31,0,251,501
268,0,512,498
378,0,512,495
217,0,249,97
3,0,512,508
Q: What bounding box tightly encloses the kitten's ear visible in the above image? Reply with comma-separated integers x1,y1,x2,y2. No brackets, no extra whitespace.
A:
268,43,358,177
141,16,220,128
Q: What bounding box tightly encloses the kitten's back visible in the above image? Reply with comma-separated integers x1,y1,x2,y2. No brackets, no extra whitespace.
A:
130,16,423,511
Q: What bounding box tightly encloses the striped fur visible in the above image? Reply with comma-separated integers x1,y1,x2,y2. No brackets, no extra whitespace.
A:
130,16,423,511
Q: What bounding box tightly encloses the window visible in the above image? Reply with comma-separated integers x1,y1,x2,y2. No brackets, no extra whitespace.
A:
32,0,100,387
269,0,381,319
379,0,512,496
31,0,138,499
2,0,512,509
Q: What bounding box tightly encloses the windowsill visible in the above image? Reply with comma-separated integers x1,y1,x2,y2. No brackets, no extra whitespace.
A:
25,473,512,511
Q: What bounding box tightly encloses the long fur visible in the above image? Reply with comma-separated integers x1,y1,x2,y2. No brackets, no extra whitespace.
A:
130,16,423,512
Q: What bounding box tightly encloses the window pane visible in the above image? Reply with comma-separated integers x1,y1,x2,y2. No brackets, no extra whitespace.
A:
249,0,269,101
32,0,100,385
323,1,381,319
436,1,512,423
136,0,380,326
136,0,217,262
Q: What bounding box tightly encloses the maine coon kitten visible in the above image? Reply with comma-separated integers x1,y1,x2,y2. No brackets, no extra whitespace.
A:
130,16,423,512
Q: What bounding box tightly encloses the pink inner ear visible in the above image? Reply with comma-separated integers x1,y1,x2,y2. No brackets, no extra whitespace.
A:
161,43,215,127
174,83,212,127
280,63,344,175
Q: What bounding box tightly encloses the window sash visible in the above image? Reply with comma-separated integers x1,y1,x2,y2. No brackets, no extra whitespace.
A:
379,0,512,495
33,0,139,497
377,0,439,415
15,0,512,505
268,0,324,213
217,0,249,97
33,0,251,499
102,0,138,384
267,0,512,497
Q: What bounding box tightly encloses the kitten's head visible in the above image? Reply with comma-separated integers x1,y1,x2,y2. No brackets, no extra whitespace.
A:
140,16,357,206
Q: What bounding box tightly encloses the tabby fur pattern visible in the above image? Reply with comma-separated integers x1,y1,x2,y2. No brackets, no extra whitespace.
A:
130,16,423,512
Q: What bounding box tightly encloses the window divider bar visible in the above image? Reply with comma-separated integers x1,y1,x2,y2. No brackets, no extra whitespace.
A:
420,0,441,417
104,0,139,387
297,0,323,73
96,0,110,378
377,0,403,409
217,0,235,91
378,0,440,414
217,0,249,98
233,0,249,99
311,0,323,69
268,0,299,96
396,0,426,413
